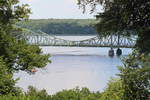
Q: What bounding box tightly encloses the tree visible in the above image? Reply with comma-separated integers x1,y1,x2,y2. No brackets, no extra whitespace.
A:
119,51,150,100
0,57,21,95
77,0,150,100
77,0,150,53
0,0,50,95
100,79,123,100
0,0,31,33
16,19,97,36
0,31,50,73
0,0,50,73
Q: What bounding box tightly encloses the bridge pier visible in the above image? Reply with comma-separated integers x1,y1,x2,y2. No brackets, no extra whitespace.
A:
108,35,114,57
108,48,114,57
116,48,122,56
116,34,122,56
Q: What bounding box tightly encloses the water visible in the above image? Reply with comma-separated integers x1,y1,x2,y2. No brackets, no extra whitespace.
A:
14,36,132,94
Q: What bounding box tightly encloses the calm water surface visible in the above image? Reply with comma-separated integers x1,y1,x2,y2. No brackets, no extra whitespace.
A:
14,36,132,94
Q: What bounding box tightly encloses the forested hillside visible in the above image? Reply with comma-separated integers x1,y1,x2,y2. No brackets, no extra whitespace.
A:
17,19,98,35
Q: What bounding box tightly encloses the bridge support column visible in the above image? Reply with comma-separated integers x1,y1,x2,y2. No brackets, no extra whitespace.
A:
108,35,114,57
108,48,114,57
116,48,122,56
116,33,122,56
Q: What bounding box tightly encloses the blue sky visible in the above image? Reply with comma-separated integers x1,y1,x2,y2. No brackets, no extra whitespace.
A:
20,0,98,19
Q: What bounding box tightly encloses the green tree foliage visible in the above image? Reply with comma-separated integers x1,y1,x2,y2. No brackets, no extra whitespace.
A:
0,0,31,32
78,0,150,100
136,28,150,53
100,79,123,100
0,87,102,100
0,0,50,72
25,86,50,100
0,57,21,95
17,19,98,35
0,30,50,73
119,51,150,100
52,87,101,100
0,0,50,95
77,0,150,53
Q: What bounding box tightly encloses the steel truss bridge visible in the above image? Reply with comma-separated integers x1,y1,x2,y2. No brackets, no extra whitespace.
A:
17,30,136,48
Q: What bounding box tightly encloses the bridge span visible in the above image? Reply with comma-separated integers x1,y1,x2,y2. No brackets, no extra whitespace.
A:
16,30,136,56
17,33,135,48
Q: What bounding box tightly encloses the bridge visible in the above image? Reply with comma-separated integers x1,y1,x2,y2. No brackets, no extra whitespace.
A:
16,30,136,48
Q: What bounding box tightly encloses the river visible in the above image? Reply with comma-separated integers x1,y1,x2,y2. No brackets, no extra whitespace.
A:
14,36,132,94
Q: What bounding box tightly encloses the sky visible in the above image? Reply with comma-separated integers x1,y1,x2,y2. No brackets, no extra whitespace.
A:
20,0,99,19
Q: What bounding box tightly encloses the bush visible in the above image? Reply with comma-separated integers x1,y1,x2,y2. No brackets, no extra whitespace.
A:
0,87,101,100
119,51,150,100
100,79,123,100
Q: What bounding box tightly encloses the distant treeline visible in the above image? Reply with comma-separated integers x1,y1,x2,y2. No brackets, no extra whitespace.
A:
17,19,98,35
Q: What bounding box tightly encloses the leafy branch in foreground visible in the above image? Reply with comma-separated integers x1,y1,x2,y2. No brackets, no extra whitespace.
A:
0,0,51,95
119,51,150,100
78,0,150,53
